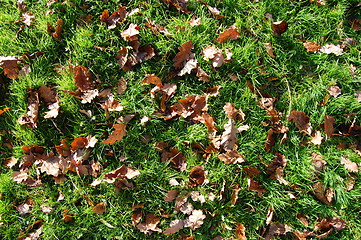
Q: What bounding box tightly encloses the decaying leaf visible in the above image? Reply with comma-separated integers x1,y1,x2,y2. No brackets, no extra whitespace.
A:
164,0,191,14
247,178,266,197
311,152,327,173
288,110,312,135
235,223,247,240
47,19,63,41
224,102,245,121
0,56,22,79
267,153,288,185
165,189,179,202
93,203,106,214
40,205,54,214
323,115,335,139
340,155,358,172
189,165,207,186
155,142,187,172
231,184,241,205
266,207,274,225
327,85,341,97
217,25,240,43
188,16,201,26
265,223,292,239
102,123,126,144
243,166,260,178
314,216,346,238
117,77,128,94
319,44,343,56
220,119,238,151
38,85,60,119
218,150,245,164
142,74,163,87
303,41,320,52
103,165,140,183
178,59,198,76
121,23,140,41
164,219,184,235
17,202,31,216
173,41,194,68
184,209,206,230
263,43,275,57
137,213,162,235
310,130,323,145
272,21,288,36
18,90,39,129
100,6,127,29
345,174,357,191
312,180,332,205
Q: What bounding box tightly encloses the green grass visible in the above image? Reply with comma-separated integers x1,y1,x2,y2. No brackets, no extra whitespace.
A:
1,0,361,239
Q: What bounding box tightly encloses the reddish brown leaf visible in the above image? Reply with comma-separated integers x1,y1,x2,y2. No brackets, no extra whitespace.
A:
62,209,75,222
132,209,143,226
288,110,312,135
196,66,210,82
164,0,190,14
312,180,332,205
267,153,288,185
142,74,163,87
217,25,240,43
117,77,128,94
18,90,39,129
145,19,172,36
235,223,247,240
47,19,63,41
194,112,217,131
0,56,22,79
350,18,361,31
272,21,288,36
173,41,194,68
103,123,126,144
100,6,127,29
297,213,309,227
231,184,241,205
92,203,106,215
247,178,266,197
116,47,129,69
266,223,292,238
243,166,260,178
323,115,335,139
70,65,95,92
38,85,60,118
103,165,140,183
303,41,320,52
189,165,206,187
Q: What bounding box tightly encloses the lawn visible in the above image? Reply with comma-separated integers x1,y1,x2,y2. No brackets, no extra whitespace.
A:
0,0,361,239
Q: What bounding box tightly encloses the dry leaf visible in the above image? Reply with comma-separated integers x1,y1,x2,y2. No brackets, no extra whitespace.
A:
137,213,162,235
311,152,327,173
263,43,275,57
303,41,320,52
320,44,343,56
184,209,206,230
235,223,247,240
272,21,288,36
327,85,341,97
164,219,184,235
224,102,244,121
266,207,274,225
207,6,224,19
310,131,323,145
248,178,266,197
173,41,194,68
312,180,332,205
231,184,241,205
93,203,106,214
165,189,179,202
340,155,358,172
17,202,31,216
121,23,140,41
164,0,190,14
178,59,198,76
218,150,245,164
18,90,39,129
62,209,75,222
145,19,172,36
102,123,126,144
189,16,201,26
189,165,207,186
100,6,127,29
117,77,128,94
267,153,288,185
323,115,335,139
217,25,240,43
220,119,238,151
142,74,163,87
243,166,260,178
0,55,22,79
288,110,312,135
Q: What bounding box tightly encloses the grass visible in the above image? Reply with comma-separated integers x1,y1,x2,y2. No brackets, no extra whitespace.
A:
0,0,361,239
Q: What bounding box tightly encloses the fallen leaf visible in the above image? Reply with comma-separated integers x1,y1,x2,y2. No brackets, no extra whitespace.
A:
164,219,184,235
0,55,22,79
220,119,238,151
189,16,201,26
184,209,206,230
189,191,205,203
137,213,162,235
310,0,326,5
165,189,179,202
40,205,54,214
4,156,17,168
218,150,246,164
312,180,332,205
310,131,323,145
38,85,60,118
319,44,343,56
207,6,223,19
121,23,140,41
189,165,207,186
288,110,312,135
323,115,335,139
243,166,260,178
235,223,247,240
272,21,288,36
145,19,172,36
327,85,341,97
266,207,274,225
247,178,266,197
231,184,241,205
224,102,245,121
103,165,140,183
173,41,194,68
196,66,210,82
18,90,39,129
340,155,358,172
62,209,75,222
178,59,198,76
47,19,63,41
100,6,127,29
202,45,219,60
303,41,320,52
263,43,275,57
267,153,288,185
132,209,142,226
93,203,106,214
164,0,190,14
20,12,35,26
17,202,31,216
266,223,292,239
142,74,163,87
345,174,357,191
311,152,327,173
217,25,240,43
350,18,361,31
117,77,128,94
102,123,126,144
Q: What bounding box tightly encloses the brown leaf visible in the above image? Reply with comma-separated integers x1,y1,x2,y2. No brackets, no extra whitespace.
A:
178,59,198,76
217,25,240,43
62,209,75,222
303,41,320,52
310,0,326,5
247,178,266,197
38,85,60,118
220,119,238,151
164,189,179,202
117,77,128,94
121,23,140,41
70,65,95,92
263,43,275,57
103,165,140,183
92,203,106,214
189,165,207,187
196,66,210,82
0,56,22,79
231,184,241,205
102,123,126,144
173,41,194,68
142,74,163,87
311,152,327,173
18,90,39,129
145,19,172,36
100,6,127,29
235,223,247,240
315,217,346,232
340,155,358,172
137,213,162,234
323,115,335,139
288,110,312,135
16,202,31,216
207,5,224,19
266,223,292,239
327,85,341,97
116,47,129,69
350,18,361,31
267,153,288,185
164,0,190,14
345,174,357,191
312,180,332,205
47,19,63,41
243,166,260,178
218,150,245,164
320,44,343,56
272,21,288,36
164,219,184,235
132,209,143,226
224,102,245,121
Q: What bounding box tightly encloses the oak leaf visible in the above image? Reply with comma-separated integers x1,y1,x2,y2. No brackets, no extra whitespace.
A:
288,110,312,135
218,150,245,164
340,155,358,172
103,123,126,144
164,219,184,235
189,165,207,186
235,223,247,240
217,25,240,43
173,41,194,68
142,74,163,87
